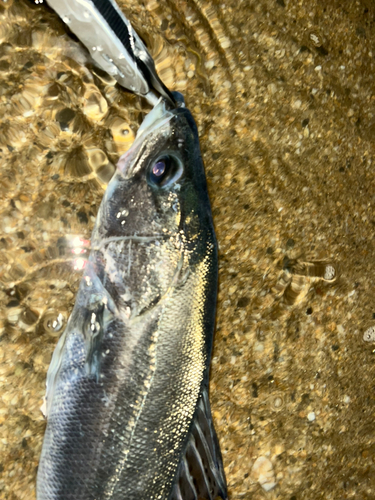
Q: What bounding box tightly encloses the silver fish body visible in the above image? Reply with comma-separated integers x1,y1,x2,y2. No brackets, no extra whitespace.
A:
37,98,227,500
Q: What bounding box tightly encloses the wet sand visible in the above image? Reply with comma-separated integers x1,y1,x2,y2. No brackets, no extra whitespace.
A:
0,0,375,498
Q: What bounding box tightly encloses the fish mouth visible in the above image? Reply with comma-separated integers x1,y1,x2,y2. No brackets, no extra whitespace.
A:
117,98,173,176
135,97,173,140
134,92,185,140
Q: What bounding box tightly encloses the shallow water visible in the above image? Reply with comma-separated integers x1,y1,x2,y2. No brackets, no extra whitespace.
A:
1,0,375,498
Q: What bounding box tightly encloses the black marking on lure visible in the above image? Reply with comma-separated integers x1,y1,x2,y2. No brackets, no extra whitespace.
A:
91,0,175,106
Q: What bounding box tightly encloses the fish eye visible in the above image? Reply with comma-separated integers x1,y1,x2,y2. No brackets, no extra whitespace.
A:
148,154,182,188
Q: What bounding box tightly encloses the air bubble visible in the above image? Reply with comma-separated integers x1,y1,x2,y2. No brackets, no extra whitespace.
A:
324,265,336,281
309,32,322,47
90,312,100,335
363,326,375,342
21,308,39,325
271,395,284,411
43,312,64,336
117,208,129,222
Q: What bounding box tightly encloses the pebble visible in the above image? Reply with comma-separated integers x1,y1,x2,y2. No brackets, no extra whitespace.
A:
220,38,231,49
251,456,276,491
254,342,264,352
268,83,277,94
273,396,283,409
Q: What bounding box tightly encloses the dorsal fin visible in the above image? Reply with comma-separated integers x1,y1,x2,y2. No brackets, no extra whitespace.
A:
169,385,228,500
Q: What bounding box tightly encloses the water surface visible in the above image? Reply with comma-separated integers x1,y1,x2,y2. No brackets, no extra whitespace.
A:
1,0,375,498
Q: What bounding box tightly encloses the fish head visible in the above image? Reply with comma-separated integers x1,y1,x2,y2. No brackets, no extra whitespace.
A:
94,98,216,262
89,98,217,318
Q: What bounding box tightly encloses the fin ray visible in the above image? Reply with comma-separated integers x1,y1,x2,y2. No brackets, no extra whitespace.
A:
169,385,228,500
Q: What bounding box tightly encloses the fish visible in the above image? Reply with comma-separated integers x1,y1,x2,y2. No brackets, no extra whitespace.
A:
37,95,228,500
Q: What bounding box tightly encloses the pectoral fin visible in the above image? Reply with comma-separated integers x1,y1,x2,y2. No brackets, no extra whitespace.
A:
170,385,228,500
43,327,69,418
